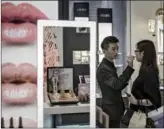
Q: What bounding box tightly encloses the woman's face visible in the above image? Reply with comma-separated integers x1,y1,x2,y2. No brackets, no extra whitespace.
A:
135,45,144,62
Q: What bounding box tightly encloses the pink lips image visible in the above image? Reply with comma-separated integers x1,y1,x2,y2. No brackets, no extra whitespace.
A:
2,2,49,43
2,63,37,104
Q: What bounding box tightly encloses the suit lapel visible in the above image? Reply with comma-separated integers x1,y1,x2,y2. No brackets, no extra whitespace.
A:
102,58,118,78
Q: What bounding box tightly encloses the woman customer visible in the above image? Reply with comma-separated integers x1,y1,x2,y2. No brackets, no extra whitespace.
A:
129,40,161,112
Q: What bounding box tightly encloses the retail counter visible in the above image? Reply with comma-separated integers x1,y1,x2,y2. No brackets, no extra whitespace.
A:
44,103,90,127
44,103,90,115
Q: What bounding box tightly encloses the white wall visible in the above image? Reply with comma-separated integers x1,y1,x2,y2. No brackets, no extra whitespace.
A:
126,1,162,91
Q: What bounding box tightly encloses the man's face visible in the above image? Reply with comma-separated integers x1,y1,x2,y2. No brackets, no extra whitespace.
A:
104,43,119,60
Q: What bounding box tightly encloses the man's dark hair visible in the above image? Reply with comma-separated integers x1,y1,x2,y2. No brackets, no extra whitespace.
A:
101,36,119,50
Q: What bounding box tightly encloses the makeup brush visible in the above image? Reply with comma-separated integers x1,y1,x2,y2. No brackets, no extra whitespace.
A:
18,117,23,128
1,117,5,128
9,117,14,128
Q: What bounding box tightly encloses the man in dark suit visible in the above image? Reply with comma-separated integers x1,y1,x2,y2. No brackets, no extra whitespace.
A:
97,36,135,128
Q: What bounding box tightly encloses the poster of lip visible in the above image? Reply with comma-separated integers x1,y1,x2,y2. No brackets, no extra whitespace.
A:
1,1,58,128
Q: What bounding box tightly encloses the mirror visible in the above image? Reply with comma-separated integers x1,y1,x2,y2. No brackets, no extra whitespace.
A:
44,26,90,105
38,20,96,128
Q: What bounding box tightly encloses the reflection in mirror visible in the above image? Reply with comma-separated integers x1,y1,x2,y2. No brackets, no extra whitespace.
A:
43,26,90,128
73,50,90,64
76,27,90,33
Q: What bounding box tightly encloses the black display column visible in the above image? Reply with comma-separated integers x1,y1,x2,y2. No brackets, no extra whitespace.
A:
74,2,89,21
58,0,69,20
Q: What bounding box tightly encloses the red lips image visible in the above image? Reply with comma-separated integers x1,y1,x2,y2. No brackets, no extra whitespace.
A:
2,2,49,44
2,63,37,104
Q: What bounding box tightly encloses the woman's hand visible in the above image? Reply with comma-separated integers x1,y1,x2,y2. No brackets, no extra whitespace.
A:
129,94,137,105
128,94,153,106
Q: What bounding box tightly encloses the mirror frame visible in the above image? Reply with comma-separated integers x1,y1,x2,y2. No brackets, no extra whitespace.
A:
37,20,96,128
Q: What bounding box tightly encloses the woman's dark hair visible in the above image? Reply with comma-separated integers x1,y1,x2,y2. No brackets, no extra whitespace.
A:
137,40,159,75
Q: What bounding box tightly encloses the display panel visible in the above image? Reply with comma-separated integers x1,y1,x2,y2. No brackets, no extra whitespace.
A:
1,1,58,128
73,51,90,64
47,67,79,105
38,20,96,128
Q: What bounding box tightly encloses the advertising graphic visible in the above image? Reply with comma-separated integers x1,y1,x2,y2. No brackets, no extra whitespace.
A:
1,1,58,128
2,2,48,43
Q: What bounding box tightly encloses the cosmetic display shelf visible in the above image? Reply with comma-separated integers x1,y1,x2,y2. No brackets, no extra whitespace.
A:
44,102,89,115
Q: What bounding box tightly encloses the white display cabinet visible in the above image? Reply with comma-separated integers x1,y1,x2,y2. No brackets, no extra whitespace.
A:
37,20,97,128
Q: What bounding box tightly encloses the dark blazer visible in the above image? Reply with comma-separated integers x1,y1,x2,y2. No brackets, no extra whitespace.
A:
96,58,134,120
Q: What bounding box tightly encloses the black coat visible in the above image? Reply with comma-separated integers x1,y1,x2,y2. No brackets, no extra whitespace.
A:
130,67,161,112
96,58,134,120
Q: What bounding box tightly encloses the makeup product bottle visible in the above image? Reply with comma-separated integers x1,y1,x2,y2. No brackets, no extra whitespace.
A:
1,117,5,128
52,70,59,94
18,117,23,128
69,89,75,98
60,87,65,99
9,117,14,128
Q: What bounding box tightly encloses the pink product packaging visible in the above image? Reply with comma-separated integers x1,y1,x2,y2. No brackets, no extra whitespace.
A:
78,83,90,96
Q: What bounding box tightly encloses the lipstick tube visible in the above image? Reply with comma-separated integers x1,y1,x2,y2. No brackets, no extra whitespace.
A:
9,117,14,128
1,117,5,128
18,117,23,128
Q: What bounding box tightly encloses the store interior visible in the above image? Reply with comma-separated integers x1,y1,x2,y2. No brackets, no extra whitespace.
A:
96,1,164,128
1,0,163,128
43,1,163,128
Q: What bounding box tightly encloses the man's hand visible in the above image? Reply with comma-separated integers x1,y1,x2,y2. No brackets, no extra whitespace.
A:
127,55,135,68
